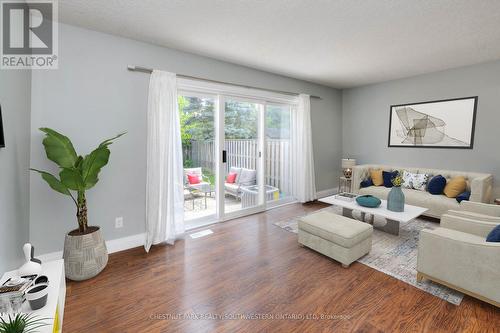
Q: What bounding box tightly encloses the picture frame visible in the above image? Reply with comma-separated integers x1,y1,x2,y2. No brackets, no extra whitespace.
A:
388,96,478,149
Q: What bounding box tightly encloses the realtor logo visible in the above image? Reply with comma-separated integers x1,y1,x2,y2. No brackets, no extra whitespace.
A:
1,0,58,69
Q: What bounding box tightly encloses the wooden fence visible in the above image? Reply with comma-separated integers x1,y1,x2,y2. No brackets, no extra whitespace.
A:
187,139,291,194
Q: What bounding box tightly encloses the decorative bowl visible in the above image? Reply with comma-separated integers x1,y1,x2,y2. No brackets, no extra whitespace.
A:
356,195,381,208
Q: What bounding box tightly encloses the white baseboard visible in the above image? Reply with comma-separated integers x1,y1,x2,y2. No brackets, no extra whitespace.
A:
38,232,146,263
316,188,337,199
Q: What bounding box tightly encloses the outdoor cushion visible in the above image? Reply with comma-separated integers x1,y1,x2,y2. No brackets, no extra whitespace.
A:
444,176,467,198
184,167,203,184
229,167,241,183
238,168,257,186
226,172,237,184
187,174,201,184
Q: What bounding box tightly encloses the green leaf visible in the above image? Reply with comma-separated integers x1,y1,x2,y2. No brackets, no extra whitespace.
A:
81,146,111,190
39,128,78,168
98,132,126,148
60,167,85,191
30,169,71,196
80,133,124,190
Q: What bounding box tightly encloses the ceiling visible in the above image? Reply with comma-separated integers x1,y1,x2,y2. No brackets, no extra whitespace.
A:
58,0,500,88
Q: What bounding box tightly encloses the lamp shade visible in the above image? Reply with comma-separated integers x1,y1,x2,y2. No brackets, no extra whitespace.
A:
341,158,356,169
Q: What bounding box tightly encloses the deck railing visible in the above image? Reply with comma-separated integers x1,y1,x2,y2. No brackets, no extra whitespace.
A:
187,139,291,194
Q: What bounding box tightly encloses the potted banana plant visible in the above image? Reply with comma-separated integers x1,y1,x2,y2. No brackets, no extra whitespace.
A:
31,128,124,281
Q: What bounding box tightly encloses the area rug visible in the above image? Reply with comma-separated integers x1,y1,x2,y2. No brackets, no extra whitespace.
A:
273,206,464,305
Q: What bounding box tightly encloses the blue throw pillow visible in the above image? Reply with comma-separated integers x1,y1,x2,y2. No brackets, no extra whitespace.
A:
428,175,446,195
360,178,373,188
456,191,471,203
486,225,500,242
382,171,398,188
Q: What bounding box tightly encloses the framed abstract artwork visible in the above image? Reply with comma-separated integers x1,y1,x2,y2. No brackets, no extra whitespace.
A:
388,96,478,149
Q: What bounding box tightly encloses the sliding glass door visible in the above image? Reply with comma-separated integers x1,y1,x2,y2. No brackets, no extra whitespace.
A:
179,86,295,228
178,93,218,227
222,98,265,216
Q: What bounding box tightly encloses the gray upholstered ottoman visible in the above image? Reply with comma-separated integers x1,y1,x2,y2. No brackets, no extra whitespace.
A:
298,210,373,268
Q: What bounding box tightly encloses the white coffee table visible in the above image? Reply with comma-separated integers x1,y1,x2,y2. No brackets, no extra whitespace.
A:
319,195,428,236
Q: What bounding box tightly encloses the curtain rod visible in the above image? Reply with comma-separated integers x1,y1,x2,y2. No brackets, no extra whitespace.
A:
127,65,321,99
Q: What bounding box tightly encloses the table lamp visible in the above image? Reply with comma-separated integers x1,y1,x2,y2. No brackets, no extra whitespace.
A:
341,158,356,179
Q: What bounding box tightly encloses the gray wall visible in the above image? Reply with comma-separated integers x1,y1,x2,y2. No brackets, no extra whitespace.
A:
0,71,31,272
343,60,500,198
30,24,343,254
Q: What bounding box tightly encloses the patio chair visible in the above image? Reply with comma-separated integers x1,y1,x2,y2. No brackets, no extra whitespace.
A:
224,167,257,199
184,167,211,190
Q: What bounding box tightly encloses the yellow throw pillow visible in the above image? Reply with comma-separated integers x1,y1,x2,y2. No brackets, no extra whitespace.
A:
370,169,384,186
443,176,467,198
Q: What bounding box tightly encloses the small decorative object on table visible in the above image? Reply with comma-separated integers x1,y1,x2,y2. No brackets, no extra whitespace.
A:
387,173,405,212
341,158,356,178
334,192,357,202
495,198,500,205
356,195,381,208
17,244,42,277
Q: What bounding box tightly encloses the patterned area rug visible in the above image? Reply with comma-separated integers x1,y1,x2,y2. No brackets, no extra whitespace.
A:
274,206,464,305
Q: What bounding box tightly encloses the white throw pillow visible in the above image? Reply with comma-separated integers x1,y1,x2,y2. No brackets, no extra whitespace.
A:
402,170,414,189
412,173,430,191
402,171,429,191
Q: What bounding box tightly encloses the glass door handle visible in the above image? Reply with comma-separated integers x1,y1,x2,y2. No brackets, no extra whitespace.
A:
222,150,227,163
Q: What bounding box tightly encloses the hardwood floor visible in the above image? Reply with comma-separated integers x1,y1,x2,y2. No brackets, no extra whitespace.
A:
63,202,499,333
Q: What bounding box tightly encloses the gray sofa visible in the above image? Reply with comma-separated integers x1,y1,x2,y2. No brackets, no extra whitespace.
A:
352,164,493,218
225,167,257,199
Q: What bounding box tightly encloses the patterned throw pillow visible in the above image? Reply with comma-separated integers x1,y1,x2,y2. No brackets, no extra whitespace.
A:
402,171,429,191
402,171,414,189
412,173,430,191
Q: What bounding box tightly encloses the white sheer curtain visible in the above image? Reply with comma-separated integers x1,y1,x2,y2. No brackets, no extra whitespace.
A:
145,70,185,252
291,94,317,203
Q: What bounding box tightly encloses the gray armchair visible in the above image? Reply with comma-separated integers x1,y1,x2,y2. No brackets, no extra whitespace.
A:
417,201,500,307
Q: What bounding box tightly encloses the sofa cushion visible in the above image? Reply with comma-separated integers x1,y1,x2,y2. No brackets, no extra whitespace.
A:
413,173,430,191
370,169,383,186
383,170,398,188
444,176,467,198
402,170,415,189
486,225,500,242
428,175,447,195
359,186,390,199
299,211,372,248
360,178,373,188
456,191,471,203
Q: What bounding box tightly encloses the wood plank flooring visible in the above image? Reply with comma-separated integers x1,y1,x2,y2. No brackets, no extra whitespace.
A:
63,202,499,332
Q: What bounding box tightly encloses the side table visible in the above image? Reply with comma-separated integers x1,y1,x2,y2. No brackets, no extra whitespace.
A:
338,176,353,194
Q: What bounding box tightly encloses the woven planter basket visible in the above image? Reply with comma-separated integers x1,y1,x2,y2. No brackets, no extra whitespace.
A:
63,227,108,281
